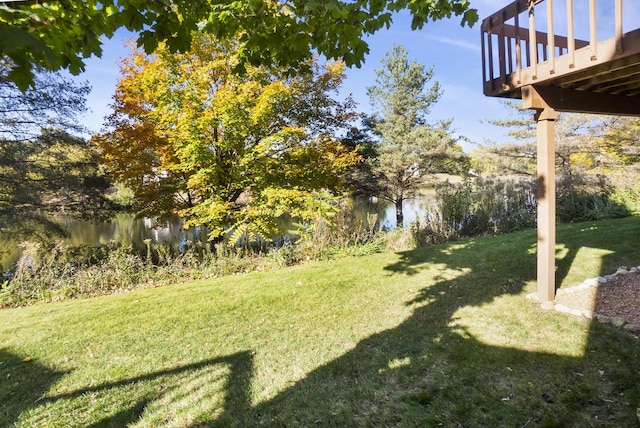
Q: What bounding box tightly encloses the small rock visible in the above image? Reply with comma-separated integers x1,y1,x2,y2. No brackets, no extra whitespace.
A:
581,309,594,319
597,276,608,284
554,304,573,314
616,268,629,275
605,274,616,281
583,277,599,287
570,308,583,317
630,267,637,273
623,324,640,334
611,317,626,327
596,314,611,324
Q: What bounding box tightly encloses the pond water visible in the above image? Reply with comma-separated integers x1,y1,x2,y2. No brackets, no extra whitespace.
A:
0,198,431,271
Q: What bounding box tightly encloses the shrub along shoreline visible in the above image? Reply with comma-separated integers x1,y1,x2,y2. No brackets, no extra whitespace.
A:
2,173,638,308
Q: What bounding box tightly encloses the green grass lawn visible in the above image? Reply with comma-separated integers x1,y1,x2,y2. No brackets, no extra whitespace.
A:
2,217,639,427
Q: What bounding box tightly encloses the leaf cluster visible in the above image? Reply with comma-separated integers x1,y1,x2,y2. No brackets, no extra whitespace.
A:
0,0,477,90
0,64,89,140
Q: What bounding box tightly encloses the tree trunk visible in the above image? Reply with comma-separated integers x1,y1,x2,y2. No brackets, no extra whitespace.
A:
395,198,404,228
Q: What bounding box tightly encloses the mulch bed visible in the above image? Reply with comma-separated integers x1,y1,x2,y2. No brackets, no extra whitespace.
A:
554,270,640,325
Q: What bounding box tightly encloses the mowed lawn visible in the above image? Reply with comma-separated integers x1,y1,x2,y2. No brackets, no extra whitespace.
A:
2,217,639,427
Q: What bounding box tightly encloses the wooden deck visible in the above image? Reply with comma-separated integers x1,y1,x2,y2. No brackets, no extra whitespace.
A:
482,0,640,115
481,0,640,303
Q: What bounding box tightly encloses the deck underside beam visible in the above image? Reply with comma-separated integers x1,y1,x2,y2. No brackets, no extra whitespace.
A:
521,85,640,116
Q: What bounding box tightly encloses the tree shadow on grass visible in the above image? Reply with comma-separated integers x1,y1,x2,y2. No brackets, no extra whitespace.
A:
214,221,639,426
77,352,252,428
0,348,67,425
1,350,254,427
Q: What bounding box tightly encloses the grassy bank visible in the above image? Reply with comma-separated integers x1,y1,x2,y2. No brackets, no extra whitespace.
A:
1,217,639,427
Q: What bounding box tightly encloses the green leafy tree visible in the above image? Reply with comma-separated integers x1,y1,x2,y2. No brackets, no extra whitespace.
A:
600,117,640,165
94,36,361,243
473,102,637,176
367,44,467,227
0,0,477,90
0,67,111,244
340,122,380,197
472,104,640,220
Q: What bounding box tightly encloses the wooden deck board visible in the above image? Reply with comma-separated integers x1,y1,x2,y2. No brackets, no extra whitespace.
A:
482,0,640,115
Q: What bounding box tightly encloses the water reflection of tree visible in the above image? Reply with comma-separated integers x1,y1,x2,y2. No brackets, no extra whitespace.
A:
0,213,212,272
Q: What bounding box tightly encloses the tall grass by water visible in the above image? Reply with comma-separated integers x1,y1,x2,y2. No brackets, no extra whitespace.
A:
2,172,638,308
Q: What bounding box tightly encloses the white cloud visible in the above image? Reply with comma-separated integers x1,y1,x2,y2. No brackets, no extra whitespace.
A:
421,34,481,52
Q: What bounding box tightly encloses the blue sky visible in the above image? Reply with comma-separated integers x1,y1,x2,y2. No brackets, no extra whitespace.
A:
73,0,629,151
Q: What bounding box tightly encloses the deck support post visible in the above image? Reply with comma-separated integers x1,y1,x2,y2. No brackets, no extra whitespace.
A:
535,107,558,303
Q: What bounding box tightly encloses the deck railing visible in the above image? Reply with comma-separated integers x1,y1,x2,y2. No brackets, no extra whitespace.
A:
481,0,626,97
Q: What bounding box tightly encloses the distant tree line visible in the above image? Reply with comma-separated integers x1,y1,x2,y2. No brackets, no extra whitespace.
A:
0,64,115,244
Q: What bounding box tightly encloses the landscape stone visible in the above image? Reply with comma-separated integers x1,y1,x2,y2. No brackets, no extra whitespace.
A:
570,309,583,317
540,264,640,331
623,324,640,334
581,309,594,319
554,304,572,314
583,277,599,287
611,317,626,327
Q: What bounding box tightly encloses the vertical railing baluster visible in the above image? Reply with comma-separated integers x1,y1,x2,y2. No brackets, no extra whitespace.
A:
499,14,507,80
508,37,513,74
615,0,623,54
567,0,575,67
482,28,487,84
529,0,538,79
488,32,495,86
589,0,597,60
515,10,522,84
547,0,555,73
